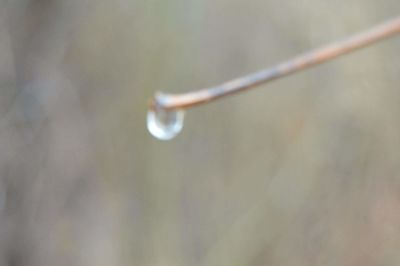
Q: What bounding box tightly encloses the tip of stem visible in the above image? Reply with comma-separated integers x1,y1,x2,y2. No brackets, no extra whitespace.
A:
149,91,174,111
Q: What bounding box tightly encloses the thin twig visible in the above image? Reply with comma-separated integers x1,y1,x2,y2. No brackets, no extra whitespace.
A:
149,16,400,111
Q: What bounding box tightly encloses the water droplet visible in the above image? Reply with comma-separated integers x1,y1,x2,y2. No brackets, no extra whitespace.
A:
147,108,185,140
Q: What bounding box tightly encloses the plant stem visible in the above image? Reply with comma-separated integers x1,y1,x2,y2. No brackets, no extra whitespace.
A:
149,16,400,111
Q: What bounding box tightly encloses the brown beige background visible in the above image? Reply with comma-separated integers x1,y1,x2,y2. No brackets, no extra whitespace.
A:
0,0,400,265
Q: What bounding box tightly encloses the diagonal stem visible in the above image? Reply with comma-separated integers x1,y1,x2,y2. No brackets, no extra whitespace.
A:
149,16,400,111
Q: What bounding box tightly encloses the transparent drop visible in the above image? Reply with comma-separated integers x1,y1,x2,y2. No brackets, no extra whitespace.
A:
147,108,185,140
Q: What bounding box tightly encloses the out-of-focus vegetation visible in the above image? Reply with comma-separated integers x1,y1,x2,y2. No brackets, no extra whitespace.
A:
1,0,400,265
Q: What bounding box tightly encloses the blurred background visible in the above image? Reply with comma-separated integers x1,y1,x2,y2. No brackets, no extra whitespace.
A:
0,0,400,265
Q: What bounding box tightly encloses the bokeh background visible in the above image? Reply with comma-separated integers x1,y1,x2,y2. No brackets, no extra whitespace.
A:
0,0,400,265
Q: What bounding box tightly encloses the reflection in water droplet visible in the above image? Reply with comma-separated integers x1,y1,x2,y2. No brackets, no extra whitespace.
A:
147,108,185,140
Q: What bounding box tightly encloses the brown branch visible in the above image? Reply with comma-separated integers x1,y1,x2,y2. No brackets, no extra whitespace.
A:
149,16,400,111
